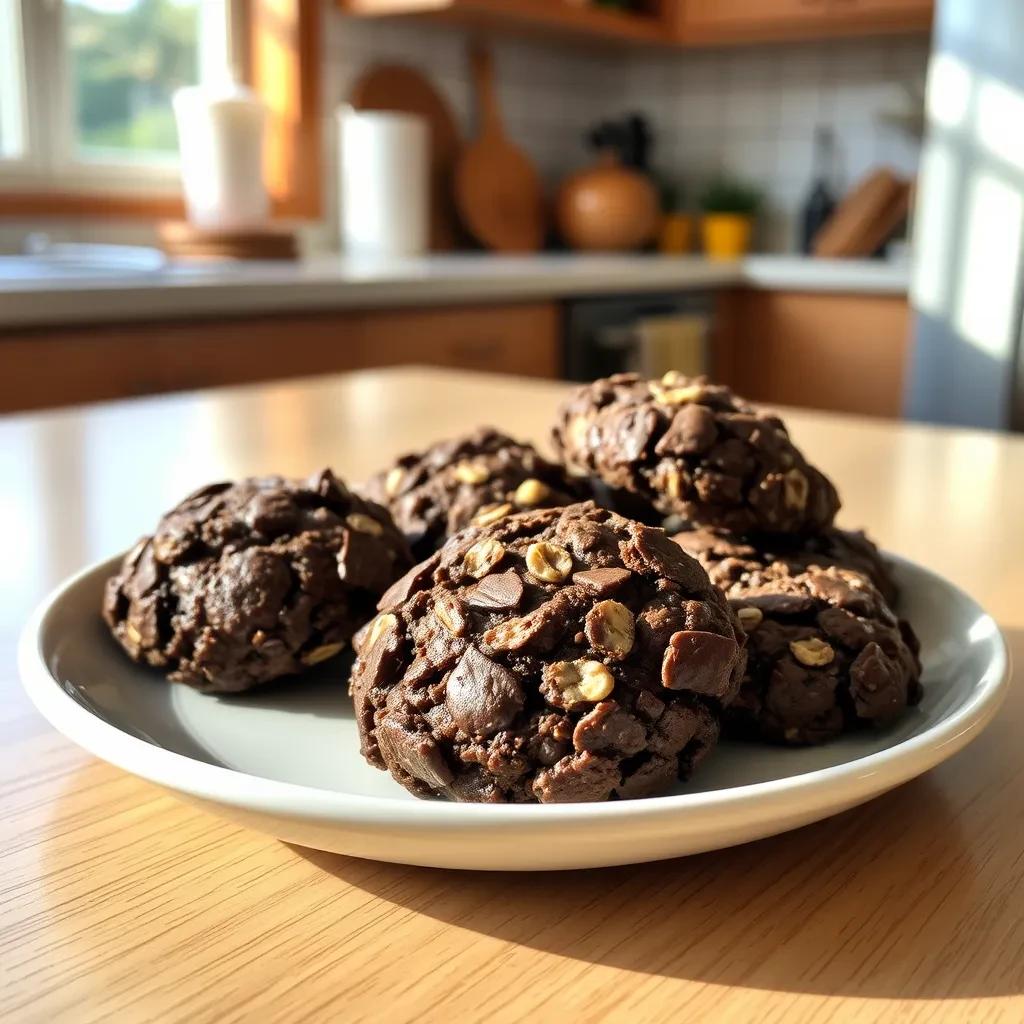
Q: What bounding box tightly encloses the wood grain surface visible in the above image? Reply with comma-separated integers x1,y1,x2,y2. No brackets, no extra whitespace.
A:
2,367,1023,1023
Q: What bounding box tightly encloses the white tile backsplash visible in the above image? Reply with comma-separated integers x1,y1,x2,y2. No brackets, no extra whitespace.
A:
319,5,931,253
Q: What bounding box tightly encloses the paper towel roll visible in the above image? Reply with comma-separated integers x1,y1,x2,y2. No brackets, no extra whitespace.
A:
338,108,429,259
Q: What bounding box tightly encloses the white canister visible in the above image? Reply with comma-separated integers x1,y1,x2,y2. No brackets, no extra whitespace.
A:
338,108,429,258
173,83,269,230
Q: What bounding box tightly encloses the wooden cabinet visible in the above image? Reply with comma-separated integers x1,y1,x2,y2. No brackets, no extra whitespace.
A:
0,302,561,414
678,0,831,40
338,0,672,46
712,288,911,419
338,0,930,46
668,0,931,44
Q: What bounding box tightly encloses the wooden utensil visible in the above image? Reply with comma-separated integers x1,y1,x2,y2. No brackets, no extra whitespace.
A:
455,46,545,253
350,63,463,251
813,168,911,258
157,222,299,261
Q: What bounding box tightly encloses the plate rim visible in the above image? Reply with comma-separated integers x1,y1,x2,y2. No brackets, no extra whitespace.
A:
19,551,1011,829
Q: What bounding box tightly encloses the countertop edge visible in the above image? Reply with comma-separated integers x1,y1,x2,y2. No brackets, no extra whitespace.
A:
0,257,910,330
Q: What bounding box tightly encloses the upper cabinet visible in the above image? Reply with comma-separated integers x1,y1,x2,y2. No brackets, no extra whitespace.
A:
337,0,673,46
677,0,832,41
673,0,932,44
337,0,932,47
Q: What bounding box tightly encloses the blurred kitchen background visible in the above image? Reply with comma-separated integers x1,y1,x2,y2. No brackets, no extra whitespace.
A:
1,0,1020,431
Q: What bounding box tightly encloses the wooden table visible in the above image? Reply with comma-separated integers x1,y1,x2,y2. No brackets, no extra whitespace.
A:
2,367,1023,1023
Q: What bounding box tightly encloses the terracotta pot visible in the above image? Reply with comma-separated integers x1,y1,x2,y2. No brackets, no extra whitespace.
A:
658,212,695,254
701,213,754,260
556,152,659,252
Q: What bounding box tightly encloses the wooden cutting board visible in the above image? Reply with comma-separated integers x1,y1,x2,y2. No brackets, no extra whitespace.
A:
813,168,912,258
454,46,545,253
350,64,463,251
158,222,299,261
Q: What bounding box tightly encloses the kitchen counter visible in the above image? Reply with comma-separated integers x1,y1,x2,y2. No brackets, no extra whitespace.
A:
2,367,1022,1023
0,253,911,328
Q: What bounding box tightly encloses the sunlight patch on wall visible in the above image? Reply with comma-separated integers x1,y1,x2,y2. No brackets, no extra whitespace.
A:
911,140,958,319
975,75,1024,173
926,52,972,130
953,172,1023,357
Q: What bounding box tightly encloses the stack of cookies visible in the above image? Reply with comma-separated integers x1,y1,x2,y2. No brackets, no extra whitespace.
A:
102,371,921,804
553,372,921,746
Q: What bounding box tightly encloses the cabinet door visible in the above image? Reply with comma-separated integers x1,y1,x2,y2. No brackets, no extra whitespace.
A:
829,0,932,30
0,303,561,414
678,0,831,41
712,289,911,419
675,0,931,41
831,0,930,13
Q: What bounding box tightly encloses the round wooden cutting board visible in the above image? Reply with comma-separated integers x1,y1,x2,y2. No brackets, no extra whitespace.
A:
350,63,464,251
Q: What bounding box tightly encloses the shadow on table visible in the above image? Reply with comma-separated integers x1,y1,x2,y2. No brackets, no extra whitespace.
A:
291,621,1024,1001
292,780,1000,998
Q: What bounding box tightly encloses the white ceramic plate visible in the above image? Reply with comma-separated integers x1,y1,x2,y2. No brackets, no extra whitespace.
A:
20,554,1009,872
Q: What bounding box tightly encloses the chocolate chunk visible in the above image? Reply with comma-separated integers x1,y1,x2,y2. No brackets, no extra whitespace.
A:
103,470,411,693
572,701,647,756
349,502,745,803
465,569,525,610
378,554,440,611
337,527,395,593
620,524,707,590
655,403,718,456
849,641,908,720
482,592,576,654
609,407,658,465
572,567,632,595
444,646,525,737
662,630,741,698
377,718,454,789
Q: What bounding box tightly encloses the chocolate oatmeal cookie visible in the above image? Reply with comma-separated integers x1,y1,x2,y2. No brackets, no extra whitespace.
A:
552,372,840,535
350,502,747,803
360,427,581,558
103,470,412,693
673,525,898,605
719,563,921,745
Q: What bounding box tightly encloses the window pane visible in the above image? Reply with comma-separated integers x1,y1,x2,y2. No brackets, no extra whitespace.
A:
0,0,25,158
66,0,203,163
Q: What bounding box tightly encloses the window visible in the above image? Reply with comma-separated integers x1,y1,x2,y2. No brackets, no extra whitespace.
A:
0,0,321,218
68,0,202,165
0,0,25,159
1,0,233,191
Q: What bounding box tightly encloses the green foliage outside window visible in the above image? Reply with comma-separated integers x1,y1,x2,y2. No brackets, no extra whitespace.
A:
67,0,199,159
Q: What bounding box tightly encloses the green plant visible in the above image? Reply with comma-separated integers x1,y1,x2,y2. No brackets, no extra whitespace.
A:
697,176,762,216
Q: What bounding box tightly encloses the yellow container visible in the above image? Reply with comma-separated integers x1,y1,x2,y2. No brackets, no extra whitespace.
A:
701,214,754,260
657,212,694,254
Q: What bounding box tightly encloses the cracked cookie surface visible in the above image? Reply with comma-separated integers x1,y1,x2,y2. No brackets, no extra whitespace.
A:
673,525,899,605
350,502,747,803
552,373,840,535
360,427,581,559
709,562,921,745
103,470,411,693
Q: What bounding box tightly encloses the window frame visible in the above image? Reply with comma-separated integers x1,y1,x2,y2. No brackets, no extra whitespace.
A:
0,0,321,220
0,0,28,161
